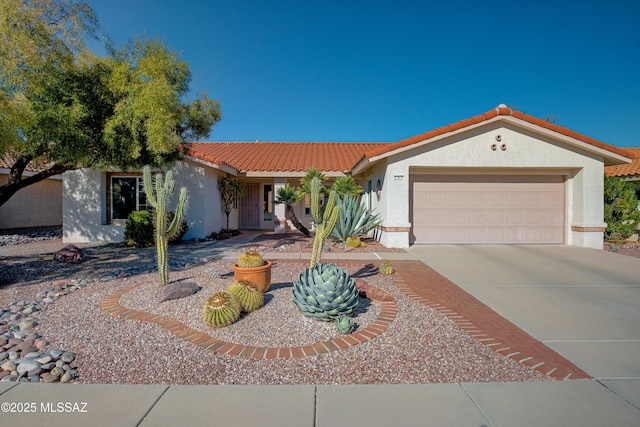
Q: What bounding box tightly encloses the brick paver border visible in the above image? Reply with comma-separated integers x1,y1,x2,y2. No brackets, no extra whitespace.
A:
100,265,397,360
391,260,591,380
100,259,591,379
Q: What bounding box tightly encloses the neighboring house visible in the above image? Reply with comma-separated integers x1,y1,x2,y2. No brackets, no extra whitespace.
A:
0,155,62,230
605,148,640,199
62,104,632,249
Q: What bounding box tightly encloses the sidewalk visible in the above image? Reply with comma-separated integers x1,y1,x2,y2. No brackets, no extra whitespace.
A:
1,234,639,426
1,380,639,426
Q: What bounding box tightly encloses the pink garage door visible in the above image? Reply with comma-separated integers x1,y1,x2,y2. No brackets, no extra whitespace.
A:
410,175,565,244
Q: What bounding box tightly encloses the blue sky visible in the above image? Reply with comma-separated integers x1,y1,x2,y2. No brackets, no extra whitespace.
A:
88,0,640,147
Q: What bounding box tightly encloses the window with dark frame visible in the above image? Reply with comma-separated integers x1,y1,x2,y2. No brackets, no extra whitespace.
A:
109,175,147,221
263,184,273,221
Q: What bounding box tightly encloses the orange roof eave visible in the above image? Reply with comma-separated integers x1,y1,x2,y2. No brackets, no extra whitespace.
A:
605,148,640,178
362,105,632,166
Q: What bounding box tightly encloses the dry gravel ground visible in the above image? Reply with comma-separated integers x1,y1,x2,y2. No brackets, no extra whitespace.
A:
15,234,640,384
36,260,547,385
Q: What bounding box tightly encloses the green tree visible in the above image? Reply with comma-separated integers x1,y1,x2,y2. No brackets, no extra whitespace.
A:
218,177,246,230
0,0,221,208
604,175,640,241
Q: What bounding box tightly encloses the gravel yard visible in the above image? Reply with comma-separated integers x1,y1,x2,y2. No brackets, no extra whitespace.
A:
9,231,637,385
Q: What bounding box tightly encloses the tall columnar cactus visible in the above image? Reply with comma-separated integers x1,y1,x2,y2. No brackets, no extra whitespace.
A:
309,177,339,267
142,166,188,287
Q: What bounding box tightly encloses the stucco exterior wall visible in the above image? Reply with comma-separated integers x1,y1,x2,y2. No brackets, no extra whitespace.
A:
172,159,224,239
375,122,606,249
63,168,119,242
63,160,225,243
359,160,394,245
0,174,62,229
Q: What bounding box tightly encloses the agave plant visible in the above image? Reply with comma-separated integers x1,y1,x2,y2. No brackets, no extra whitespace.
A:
335,315,355,334
293,263,360,321
332,194,382,242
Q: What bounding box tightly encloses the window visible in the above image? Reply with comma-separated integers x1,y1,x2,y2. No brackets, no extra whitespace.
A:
109,174,147,221
304,193,311,216
304,193,328,216
263,184,273,221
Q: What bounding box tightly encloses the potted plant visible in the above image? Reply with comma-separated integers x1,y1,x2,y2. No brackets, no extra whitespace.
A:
232,250,272,292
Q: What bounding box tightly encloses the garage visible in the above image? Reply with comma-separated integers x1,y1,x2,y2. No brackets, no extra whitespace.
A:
410,175,565,244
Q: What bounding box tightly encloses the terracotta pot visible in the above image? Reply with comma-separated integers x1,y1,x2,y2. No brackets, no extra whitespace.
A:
233,260,273,292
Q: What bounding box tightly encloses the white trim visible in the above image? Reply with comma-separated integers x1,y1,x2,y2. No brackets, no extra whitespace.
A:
183,155,238,175
353,115,631,174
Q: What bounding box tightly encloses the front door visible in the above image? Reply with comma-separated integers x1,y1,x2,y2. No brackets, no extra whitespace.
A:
240,184,260,228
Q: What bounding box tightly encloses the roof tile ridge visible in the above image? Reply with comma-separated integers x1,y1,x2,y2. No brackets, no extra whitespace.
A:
505,108,631,158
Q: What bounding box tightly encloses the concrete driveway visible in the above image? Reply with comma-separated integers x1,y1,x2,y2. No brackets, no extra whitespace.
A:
407,245,640,404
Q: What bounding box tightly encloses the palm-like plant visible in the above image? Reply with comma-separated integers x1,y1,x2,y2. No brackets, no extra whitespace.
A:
331,176,363,198
275,184,311,237
299,168,327,194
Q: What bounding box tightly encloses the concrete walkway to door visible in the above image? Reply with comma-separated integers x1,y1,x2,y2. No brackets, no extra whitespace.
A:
407,244,640,407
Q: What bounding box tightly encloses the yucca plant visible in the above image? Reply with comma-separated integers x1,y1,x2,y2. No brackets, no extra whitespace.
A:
332,194,382,242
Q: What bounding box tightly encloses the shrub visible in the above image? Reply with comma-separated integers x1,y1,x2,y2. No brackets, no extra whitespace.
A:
124,210,154,247
604,175,640,241
123,210,188,248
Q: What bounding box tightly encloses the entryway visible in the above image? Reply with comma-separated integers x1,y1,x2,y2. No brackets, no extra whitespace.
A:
239,183,260,228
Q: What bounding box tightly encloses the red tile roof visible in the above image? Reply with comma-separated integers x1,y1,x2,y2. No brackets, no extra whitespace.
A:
605,148,640,178
363,105,632,160
185,142,390,174
0,154,47,173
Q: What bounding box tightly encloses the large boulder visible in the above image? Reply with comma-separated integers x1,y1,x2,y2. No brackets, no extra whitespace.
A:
54,245,84,264
160,282,200,302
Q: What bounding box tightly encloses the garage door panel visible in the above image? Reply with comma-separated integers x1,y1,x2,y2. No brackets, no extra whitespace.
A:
411,175,565,244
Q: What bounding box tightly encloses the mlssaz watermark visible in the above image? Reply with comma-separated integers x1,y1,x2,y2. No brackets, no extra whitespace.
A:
1,401,88,413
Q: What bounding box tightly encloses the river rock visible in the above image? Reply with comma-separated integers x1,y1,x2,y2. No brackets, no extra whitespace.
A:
60,352,75,363
17,360,41,376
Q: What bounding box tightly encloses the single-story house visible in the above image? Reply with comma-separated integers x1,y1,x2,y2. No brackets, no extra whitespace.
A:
605,148,640,198
62,104,632,249
0,155,63,230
